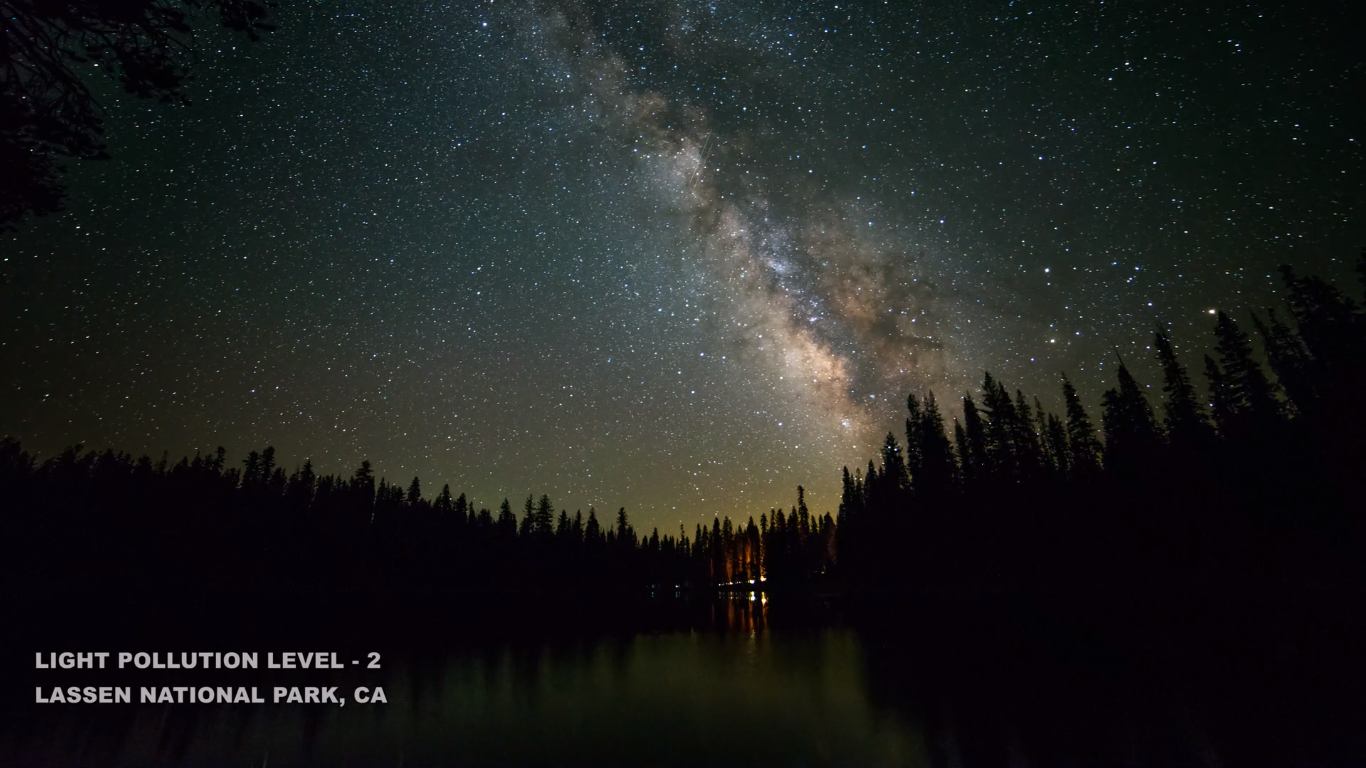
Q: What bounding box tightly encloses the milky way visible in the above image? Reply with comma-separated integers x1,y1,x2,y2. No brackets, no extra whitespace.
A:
531,1,955,441
2,0,1361,530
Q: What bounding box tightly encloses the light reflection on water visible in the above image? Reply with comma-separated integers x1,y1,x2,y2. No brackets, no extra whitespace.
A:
9,601,932,767
6,595,1361,767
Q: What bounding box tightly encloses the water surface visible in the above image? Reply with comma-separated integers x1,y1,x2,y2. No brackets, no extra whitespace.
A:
6,595,1365,766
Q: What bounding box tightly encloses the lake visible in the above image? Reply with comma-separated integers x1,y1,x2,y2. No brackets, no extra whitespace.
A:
5,593,1365,766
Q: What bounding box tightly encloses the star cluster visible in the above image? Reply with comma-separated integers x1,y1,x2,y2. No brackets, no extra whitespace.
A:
2,0,1361,529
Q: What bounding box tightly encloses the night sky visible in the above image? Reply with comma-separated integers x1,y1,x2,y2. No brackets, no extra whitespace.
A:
2,0,1362,529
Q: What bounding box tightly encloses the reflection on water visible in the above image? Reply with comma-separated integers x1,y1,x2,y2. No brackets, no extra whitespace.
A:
5,595,1365,767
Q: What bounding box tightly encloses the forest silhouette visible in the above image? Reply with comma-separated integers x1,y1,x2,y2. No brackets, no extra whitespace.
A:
4,253,1365,610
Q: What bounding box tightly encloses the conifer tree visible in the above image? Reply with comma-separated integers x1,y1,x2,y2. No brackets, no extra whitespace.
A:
960,394,991,482
497,498,518,540
406,476,422,508
242,450,262,489
585,507,603,547
1061,374,1102,477
351,460,376,514
1012,389,1044,479
1253,309,1318,417
1033,397,1056,472
1209,311,1282,436
1153,326,1214,448
535,494,555,538
872,433,911,511
980,373,1018,481
616,507,633,548
1100,358,1163,476
952,420,971,483
905,394,924,487
1280,265,1361,368
1044,413,1070,478
916,392,957,497
519,495,535,537
1204,355,1234,438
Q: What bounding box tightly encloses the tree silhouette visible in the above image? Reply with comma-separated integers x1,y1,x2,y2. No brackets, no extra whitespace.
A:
980,373,1019,482
535,494,554,538
959,393,990,483
1061,374,1102,478
497,498,517,540
2,256,1362,609
1207,311,1282,439
913,392,957,498
1,0,276,229
1099,357,1163,477
1153,326,1214,449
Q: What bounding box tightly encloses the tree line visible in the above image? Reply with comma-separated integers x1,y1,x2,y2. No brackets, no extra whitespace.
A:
839,253,1366,595
3,254,1364,601
0,439,835,597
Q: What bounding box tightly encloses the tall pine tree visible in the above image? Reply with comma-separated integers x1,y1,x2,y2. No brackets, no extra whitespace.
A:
1062,374,1102,477
1153,326,1214,448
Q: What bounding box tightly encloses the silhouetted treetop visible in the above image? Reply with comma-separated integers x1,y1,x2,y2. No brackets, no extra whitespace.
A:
1,0,276,229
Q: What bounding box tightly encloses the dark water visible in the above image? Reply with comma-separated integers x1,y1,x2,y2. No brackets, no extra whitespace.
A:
6,593,1366,767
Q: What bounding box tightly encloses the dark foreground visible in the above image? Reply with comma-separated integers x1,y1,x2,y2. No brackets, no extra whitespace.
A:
4,582,1366,768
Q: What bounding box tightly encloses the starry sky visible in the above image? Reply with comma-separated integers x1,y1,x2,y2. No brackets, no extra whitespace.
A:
2,0,1362,530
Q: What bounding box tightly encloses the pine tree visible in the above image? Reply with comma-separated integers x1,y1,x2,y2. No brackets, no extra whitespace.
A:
242,450,262,489
497,498,518,540
1204,355,1234,438
351,460,375,516
1277,262,1366,431
1209,311,1282,437
1280,265,1361,367
519,495,535,537
916,392,958,497
1100,358,1163,476
1061,374,1102,477
1253,308,1318,417
905,394,924,488
871,433,911,511
960,394,991,483
260,446,276,480
1033,397,1056,472
616,507,633,548
575,507,596,547
1044,413,1069,478
535,494,555,538
952,420,971,483
1012,389,1044,480
980,373,1018,481
1153,326,1214,448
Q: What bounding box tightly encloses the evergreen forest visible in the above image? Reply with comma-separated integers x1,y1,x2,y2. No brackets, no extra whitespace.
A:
4,255,1365,608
